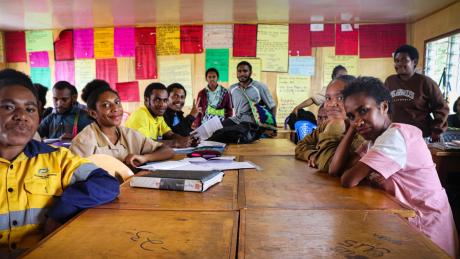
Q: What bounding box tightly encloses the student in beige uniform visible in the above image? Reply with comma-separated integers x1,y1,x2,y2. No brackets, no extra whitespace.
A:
70,80,174,168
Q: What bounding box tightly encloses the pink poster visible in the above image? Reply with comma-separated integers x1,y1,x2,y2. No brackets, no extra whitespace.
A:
55,61,75,85
74,28,94,58
114,27,135,57
29,51,49,67
96,59,118,88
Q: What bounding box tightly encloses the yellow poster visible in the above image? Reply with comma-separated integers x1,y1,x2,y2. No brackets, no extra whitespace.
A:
94,28,114,58
276,74,311,124
158,57,193,106
322,47,358,86
156,25,180,56
75,59,96,91
228,58,261,85
256,24,289,72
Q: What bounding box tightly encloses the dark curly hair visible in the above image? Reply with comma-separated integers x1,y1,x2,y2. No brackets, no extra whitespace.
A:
0,68,38,102
453,97,460,113
167,83,187,97
394,44,419,68
237,61,252,71
53,80,78,95
144,82,167,99
206,67,219,78
81,79,118,110
342,76,392,114
332,65,347,79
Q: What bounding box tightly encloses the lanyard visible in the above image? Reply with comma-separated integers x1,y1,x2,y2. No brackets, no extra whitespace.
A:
72,111,80,137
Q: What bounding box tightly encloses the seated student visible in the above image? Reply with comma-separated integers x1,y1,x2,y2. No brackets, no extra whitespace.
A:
163,83,199,136
194,68,233,127
38,81,92,140
0,69,119,256
448,96,460,128
125,83,192,148
385,44,449,141
295,75,363,172
70,80,174,168
316,104,328,125
330,76,458,258
291,65,348,115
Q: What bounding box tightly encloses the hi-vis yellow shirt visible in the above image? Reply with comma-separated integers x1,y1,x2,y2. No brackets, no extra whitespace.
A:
0,140,119,255
124,106,171,140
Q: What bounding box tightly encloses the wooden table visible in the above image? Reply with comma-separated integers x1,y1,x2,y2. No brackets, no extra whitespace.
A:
96,170,239,211
23,209,238,258
238,209,449,258
239,155,414,217
430,147,460,187
226,138,295,156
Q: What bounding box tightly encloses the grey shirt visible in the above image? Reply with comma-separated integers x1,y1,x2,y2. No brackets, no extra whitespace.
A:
229,80,276,124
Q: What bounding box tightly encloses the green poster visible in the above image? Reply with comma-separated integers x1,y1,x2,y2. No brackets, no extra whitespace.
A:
26,30,53,52
30,67,51,88
205,49,229,82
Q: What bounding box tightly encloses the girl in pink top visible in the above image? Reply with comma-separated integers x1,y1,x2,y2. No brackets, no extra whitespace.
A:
329,77,458,257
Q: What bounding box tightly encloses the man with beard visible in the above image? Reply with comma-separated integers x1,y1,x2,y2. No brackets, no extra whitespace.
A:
38,81,92,140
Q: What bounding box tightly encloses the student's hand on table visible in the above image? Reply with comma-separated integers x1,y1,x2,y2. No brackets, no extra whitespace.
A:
124,154,147,167
431,132,441,142
43,217,62,237
307,158,317,168
174,136,192,148
59,133,73,141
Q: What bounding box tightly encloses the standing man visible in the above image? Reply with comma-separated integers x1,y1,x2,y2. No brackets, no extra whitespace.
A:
227,61,276,127
125,83,192,147
38,81,92,140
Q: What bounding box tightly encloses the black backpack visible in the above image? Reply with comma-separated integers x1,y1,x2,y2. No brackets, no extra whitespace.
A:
208,122,260,144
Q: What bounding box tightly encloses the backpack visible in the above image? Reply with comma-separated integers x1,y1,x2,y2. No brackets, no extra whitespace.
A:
285,110,317,143
208,122,260,144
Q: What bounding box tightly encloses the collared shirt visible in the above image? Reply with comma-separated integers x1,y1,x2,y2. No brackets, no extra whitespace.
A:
0,140,119,254
38,105,93,139
229,80,276,124
70,123,162,161
124,106,171,140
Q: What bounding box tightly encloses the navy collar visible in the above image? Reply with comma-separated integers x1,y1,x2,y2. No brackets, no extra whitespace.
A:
23,140,58,158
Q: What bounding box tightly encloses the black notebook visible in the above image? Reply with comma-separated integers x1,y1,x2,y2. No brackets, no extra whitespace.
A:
129,170,224,192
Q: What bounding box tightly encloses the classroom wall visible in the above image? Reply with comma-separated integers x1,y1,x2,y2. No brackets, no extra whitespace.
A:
0,31,5,69
2,24,398,125
410,1,460,68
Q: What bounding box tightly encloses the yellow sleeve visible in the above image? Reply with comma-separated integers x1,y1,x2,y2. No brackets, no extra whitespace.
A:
57,148,96,187
159,118,172,137
125,109,152,138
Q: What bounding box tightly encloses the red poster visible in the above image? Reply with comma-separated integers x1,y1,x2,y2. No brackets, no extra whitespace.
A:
382,24,406,57
5,31,27,62
135,27,156,45
96,59,118,88
116,81,140,102
233,24,257,57
135,45,157,79
54,29,74,61
180,25,203,53
289,24,311,56
360,24,406,58
335,24,358,55
310,24,335,47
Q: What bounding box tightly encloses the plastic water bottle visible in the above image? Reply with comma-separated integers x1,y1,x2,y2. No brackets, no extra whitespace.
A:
294,120,317,141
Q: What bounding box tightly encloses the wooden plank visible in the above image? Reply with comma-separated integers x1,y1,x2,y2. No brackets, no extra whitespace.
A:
239,209,449,258
96,170,239,211
24,209,239,258
226,138,295,156
241,155,414,217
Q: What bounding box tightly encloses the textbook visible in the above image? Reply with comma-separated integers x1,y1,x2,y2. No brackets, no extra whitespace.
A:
130,170,224,192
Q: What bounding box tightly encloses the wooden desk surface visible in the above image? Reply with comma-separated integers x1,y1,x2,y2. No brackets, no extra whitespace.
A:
225,138,295,156
24,209,238,259
239,156,414,217
238,209,449,258
96,170,239,211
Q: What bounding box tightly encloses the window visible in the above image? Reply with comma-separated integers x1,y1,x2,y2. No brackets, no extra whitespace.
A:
425,30,460,113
